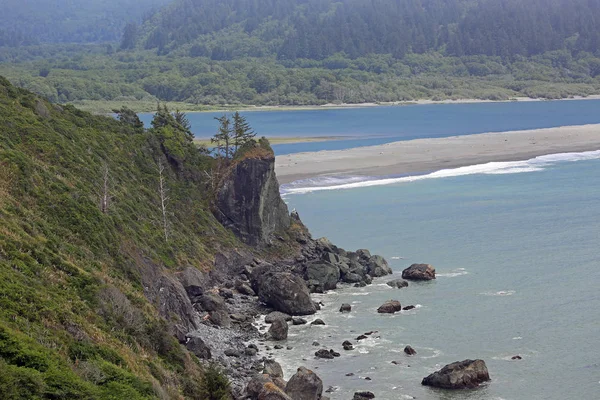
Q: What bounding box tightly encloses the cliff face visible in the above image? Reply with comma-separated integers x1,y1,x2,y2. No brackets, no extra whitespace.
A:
214,154,291,246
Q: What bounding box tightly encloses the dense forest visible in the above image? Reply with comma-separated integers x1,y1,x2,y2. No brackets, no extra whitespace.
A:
2,0,600,109
0,0,171,44
142,0,600,59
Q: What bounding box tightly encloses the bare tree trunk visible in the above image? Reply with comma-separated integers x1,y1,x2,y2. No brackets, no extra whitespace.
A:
157,161,170,243
100,163,112,214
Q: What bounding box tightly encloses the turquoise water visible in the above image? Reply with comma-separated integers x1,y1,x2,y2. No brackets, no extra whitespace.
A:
139,100,600,154
271,155,600,400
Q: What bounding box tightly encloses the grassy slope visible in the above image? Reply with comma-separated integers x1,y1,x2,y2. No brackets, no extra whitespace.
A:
0,76,240,398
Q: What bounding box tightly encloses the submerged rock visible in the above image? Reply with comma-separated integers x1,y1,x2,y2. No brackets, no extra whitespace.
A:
402,264,436,281
339,303,352,313
342,340,354,351
377,300,402,314
292,318,307,325
285,366,323,400
402,305,416,311
310,319,325,325
315,349,334,359
404,345,417,356
421,359,490,389
386,279,409,289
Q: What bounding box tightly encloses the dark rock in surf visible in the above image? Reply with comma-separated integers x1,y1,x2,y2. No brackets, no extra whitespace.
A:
353,391,375,400
421,359,490,389
402,264,436,281
386,279,409,289
266,312,292,324
268,318,289,341
402,305,415,311
339,303,352,313
377,300,402,314
404,345,417,356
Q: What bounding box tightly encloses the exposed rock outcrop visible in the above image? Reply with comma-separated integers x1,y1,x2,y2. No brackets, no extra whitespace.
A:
214,154,291,246
306,261,340,291
255,272,317,315
339,303,352,312
421,359,490,389
402,264,436,280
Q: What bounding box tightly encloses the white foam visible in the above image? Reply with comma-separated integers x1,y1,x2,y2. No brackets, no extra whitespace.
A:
437,268,468,278
480,290,516,296
281,150,600,194
390,256,404,260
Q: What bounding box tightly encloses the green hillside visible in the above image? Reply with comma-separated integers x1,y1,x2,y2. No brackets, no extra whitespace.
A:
0,76,239,398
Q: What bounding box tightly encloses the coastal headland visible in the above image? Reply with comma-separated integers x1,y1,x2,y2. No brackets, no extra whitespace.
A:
275,124,600,184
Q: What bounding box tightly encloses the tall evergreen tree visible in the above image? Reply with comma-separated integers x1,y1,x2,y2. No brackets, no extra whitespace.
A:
232,111,255,153
212,115,233,160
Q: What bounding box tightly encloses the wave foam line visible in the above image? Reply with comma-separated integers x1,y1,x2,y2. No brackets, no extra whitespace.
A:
281,150,600,195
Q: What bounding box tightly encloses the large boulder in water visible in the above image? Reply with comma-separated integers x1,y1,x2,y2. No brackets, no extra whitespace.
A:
306,261,340,291
421,359,490,389
256,272,316,315
268,318,289,341
367,255,392,277
402,264,436,281
377,300,402,314
285,367,323,400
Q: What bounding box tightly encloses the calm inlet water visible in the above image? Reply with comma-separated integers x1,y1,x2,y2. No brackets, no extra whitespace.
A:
273,154,600,400
139,99,600,154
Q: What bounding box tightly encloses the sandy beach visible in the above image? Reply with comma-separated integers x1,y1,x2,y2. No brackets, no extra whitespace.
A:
275,124,600,184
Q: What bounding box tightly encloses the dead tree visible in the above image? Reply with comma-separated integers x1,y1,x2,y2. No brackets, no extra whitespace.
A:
99,163,113,214
157,161,170,243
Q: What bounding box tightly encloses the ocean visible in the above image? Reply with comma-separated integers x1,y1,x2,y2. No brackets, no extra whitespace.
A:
271,153,600,400
139,99,600,155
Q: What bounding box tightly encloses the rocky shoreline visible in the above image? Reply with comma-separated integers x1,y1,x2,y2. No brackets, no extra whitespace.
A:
161,150,490,399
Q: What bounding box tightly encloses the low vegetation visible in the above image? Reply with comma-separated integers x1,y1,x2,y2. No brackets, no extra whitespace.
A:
0,76,238,398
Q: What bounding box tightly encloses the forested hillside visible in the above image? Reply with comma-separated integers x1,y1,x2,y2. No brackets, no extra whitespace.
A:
0,0,171,45
2,0,600,108
142,0,600,59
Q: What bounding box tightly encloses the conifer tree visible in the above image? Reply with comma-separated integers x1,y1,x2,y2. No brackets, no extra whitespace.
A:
232,111,256,153
212,115,233,160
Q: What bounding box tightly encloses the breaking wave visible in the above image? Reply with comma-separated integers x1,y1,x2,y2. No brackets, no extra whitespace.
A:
281,150,600,195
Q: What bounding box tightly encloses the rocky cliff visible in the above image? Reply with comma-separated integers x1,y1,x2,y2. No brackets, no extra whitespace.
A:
214,152,291,246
